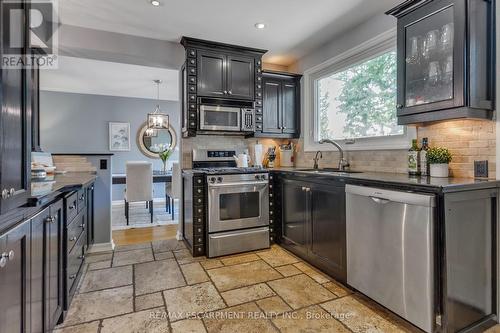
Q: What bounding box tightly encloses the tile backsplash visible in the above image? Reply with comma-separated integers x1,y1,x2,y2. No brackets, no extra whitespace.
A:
181,119,496,179
417,119,496,179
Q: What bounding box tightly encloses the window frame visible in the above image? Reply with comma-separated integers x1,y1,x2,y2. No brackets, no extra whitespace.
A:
303,28,416,152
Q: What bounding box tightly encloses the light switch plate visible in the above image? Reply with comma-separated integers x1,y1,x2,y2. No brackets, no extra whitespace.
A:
474,160,488,178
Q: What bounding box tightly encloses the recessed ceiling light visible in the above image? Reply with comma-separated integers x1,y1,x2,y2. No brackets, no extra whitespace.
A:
151,0,160,6
254,23,266,29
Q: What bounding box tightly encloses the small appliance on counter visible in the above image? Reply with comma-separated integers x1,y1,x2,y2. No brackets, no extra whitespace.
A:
233,150,251,167
279,142,294,167
263,147,276,168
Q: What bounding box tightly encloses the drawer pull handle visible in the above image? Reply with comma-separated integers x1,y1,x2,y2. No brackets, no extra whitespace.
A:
79,195,85,201
79,224,85,229
78,255,85,260
69,205,75,210
70,237,77,242
45,216,56,224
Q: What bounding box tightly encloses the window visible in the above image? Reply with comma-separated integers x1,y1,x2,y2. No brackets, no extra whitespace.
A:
317,51,403,141
304,30,415,151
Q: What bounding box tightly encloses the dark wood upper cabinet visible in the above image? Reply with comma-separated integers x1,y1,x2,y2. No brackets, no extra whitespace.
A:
262,80,282,134
0,219,31,333
197,50,227,98
256,71,301,139
387,0,495,124
226,55,255,100
0,0,32,214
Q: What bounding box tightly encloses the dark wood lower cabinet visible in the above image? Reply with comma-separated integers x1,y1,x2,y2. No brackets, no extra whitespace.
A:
0,184,94,333
30,199,64,333
0,219,31,333
279,175,347,283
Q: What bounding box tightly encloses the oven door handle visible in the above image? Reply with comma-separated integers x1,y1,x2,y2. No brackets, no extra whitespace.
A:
208,181,269,187
210,227,269,239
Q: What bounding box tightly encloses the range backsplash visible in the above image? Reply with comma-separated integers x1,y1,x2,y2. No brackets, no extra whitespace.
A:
181,119,496,179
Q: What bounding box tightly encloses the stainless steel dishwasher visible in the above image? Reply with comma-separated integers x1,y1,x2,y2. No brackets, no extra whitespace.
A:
345,185,436,333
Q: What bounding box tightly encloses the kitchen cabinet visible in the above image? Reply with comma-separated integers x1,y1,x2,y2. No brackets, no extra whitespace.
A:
180,37,267,137
197,50,226,98
0,0,32,214
0,219,31,333
256,71,301,139
197,50,254,100
387,0,494,124
279,174,346,282
31,200,64,333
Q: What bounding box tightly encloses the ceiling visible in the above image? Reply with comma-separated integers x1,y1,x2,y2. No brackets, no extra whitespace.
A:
57,0,400,66
40,56,179,101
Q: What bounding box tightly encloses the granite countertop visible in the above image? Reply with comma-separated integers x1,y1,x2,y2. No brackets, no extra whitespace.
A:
30,172,97,201
272,167,500,193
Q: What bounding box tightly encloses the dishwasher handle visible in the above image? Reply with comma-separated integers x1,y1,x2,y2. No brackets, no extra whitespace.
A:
370,197,390,204
346,184,436,207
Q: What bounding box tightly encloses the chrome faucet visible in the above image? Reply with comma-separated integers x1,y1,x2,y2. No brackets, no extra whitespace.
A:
313,151,322,169
319,139,350,171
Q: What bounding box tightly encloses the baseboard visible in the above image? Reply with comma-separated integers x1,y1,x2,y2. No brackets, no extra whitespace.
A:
88,241,114,253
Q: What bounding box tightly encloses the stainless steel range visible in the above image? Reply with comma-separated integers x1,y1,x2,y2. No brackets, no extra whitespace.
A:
192,149,270,257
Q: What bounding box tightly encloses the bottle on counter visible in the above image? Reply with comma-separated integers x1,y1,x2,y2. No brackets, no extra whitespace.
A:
408,139,421,176
420,137,429,176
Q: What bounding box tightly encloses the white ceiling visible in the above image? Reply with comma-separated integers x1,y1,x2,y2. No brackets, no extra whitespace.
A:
40,56,179,101
57,0,401,66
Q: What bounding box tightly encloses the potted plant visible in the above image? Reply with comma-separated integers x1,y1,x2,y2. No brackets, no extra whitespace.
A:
427,147,453,178
159,147,173,172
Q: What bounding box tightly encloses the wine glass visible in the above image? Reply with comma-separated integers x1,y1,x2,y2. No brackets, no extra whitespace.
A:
440,23,454,51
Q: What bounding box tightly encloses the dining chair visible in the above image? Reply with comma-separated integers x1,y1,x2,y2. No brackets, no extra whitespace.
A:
165,163,181,220
125,161,154,225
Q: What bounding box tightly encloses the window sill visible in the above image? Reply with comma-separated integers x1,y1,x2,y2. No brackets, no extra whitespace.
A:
303,128,416,152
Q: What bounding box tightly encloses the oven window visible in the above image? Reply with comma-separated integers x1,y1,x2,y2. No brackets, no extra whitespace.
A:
220,192,260,220
204,110,238,127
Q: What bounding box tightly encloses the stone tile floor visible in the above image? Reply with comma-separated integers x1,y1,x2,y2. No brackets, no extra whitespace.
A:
55,240,444,333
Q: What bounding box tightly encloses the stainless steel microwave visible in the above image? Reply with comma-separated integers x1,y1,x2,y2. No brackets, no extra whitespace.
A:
199,105,255,132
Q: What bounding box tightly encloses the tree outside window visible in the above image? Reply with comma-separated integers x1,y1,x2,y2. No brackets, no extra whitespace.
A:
317,51,403,141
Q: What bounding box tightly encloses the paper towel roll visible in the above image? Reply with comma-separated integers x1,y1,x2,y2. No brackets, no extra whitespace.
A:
253,143,263,167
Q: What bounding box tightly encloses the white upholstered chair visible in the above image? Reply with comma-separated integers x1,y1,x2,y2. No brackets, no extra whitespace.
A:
165,163,181,220
125,161,153,225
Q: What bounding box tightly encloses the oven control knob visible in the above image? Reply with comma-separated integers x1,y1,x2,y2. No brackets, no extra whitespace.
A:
209,177,216,184
260,175,266,180
255,175,260,180
217,177,223,183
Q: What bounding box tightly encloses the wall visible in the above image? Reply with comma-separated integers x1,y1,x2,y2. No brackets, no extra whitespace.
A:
59,25,185,70
288,13,497,179
39,91,181,199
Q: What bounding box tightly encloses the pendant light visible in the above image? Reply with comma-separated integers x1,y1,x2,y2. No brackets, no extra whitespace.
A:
147,79,169,129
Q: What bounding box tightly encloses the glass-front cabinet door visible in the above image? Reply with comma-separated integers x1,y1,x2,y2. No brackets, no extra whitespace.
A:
396,0,466,117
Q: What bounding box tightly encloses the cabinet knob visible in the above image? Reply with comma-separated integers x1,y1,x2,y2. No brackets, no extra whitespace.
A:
69,205,75,210
79,223,85,229
78,255,85,260
396,104,404,109
70,237,77,242
45,216,55,224
0,250,15,267
223,90,228,95
1,189,8,199
228,90,233,95
283,127,287,130
69,274,77,280
9,188,15,196
79,195,85,201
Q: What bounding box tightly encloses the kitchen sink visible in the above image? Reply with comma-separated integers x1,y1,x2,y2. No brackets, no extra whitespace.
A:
296,168,363,174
